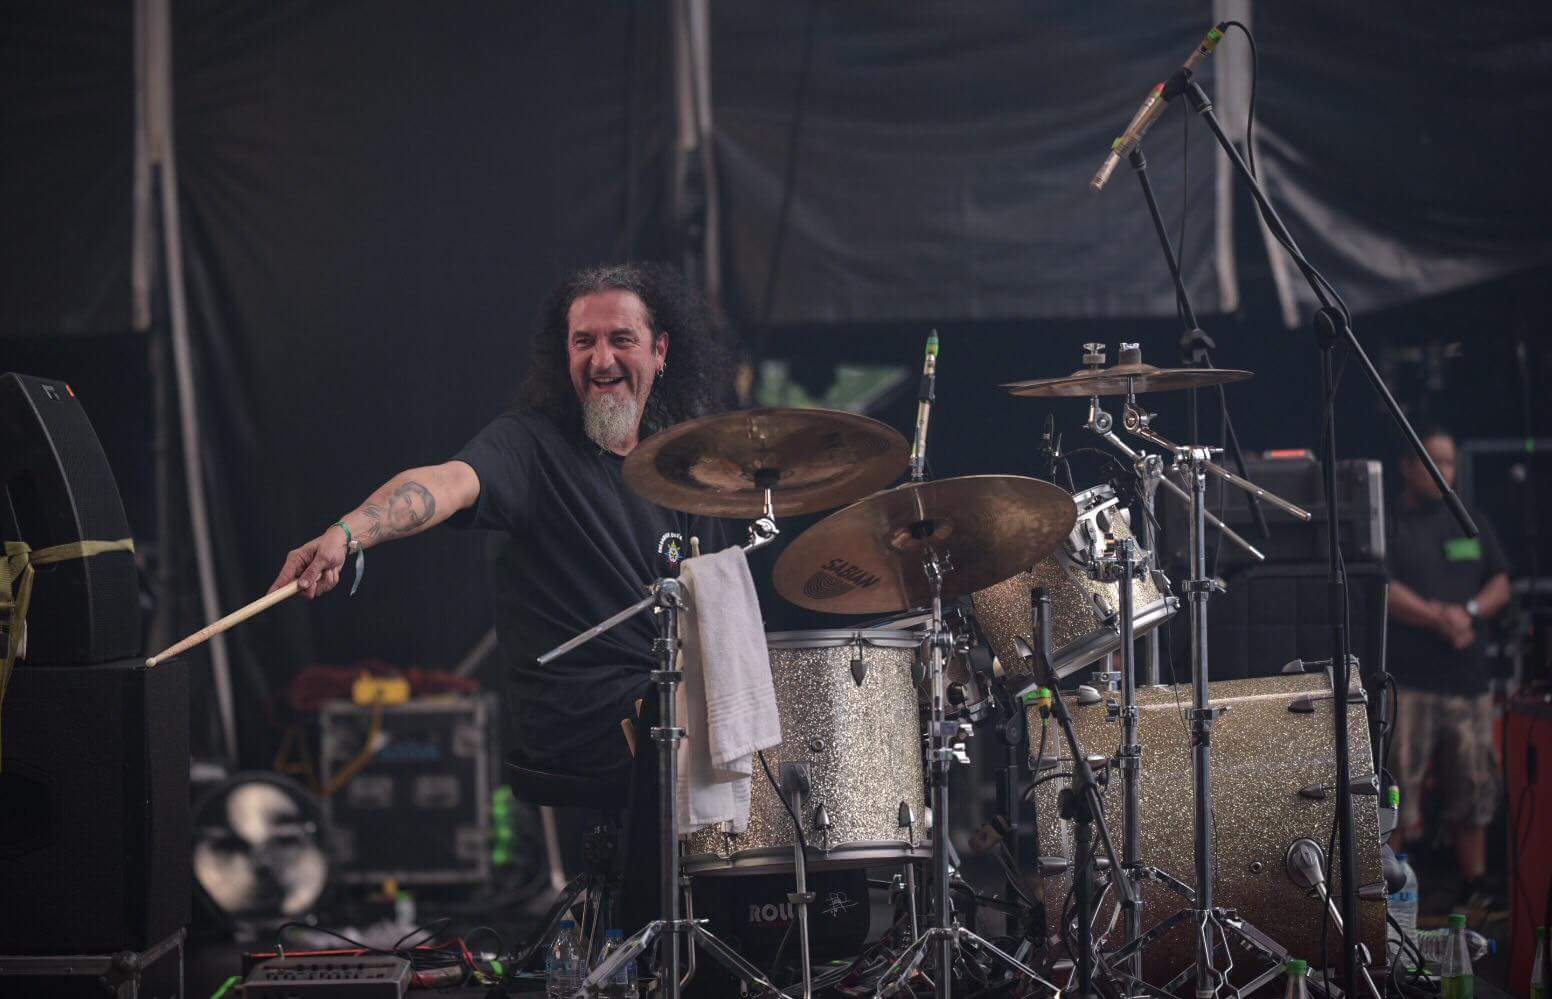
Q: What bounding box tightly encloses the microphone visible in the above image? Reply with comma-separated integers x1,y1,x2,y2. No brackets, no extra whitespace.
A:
909,330,939,481
1089,22,1227,192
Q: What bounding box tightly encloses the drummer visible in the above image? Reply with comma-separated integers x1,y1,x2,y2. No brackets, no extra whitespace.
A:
268,261,735,781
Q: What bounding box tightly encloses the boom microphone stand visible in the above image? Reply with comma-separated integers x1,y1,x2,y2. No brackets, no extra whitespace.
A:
1156,64,1478,992
1013,589,1135,999
1125,148,1271,549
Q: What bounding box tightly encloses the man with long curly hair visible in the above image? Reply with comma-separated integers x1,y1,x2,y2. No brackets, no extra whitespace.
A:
269,262,734,778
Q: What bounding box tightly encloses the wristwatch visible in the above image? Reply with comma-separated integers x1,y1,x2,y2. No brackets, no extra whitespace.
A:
1465,598,1480,620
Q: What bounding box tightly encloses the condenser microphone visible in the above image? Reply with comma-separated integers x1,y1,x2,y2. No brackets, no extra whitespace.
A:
909,330,939,481
1090,22,1227,192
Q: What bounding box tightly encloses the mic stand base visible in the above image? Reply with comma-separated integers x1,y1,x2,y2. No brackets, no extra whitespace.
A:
875,926,1061,999
577,916,782,999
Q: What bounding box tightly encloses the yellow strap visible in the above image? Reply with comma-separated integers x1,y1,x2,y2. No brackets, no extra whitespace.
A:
0,537,135,770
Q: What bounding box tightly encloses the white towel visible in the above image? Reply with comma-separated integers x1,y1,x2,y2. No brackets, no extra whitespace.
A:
675,546,781,834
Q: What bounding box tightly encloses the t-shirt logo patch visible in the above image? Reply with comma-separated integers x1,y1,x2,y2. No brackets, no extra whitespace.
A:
1444,537,1482,562
658,532,686,568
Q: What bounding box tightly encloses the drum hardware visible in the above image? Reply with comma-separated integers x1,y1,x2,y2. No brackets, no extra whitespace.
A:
1011,589,1134,999
1086,390,1267,567
1283,841,1384,999
970,482,1176,690
538,500,784,999
777,760,818,999
1160,72,1469,987
872,551,1060,999
1105,360,1318,997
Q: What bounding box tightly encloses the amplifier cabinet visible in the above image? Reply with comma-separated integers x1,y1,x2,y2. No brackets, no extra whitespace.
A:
318,694,497,886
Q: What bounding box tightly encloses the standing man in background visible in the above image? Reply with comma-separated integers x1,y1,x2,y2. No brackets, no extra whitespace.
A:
1386,425,1511,911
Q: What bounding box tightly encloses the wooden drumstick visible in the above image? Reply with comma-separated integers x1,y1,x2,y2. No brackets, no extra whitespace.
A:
146,580,301,667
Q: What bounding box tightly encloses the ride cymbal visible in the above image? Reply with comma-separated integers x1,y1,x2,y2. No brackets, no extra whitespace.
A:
773,475,1077,614
623,407,910,518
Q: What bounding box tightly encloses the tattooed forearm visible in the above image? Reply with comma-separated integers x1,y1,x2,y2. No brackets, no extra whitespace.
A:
359,481,436,542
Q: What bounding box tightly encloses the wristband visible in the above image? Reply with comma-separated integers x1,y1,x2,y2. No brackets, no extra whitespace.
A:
330,520,365,596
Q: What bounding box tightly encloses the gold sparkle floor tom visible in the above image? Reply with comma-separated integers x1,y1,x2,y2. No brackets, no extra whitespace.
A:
682,629,929,875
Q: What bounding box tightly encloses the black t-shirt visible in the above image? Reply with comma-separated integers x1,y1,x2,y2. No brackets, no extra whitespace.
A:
452,409,729,776
1385,498,1509,694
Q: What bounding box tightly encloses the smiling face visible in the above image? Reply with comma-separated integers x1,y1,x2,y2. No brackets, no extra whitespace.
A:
566,289,668,454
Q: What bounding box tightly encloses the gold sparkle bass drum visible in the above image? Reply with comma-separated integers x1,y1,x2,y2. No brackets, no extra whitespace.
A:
1028,672,1388,984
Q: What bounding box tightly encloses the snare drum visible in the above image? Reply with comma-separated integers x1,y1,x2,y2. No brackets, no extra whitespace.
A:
972,483,1175,691
682,629,930,875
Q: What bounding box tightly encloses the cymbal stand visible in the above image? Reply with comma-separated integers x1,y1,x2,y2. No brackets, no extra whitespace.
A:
1085,388,1269,567
1106,391,1309,997
877,552,1061,999
1094,536,1149,994
540,494,782,999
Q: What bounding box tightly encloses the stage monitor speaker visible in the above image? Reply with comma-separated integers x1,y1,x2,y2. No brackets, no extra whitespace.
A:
0,372,140,664
1204,561,1389,689
1164,455,1386,572
0,658,191,953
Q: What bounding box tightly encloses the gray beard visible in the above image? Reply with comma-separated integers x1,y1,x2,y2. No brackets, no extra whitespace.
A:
582,392,640,451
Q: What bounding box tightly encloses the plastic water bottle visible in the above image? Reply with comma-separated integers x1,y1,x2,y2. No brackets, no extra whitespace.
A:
1439,913,1474,999
546,919,583,998
1532,925,1549,999
1282,958,1310,999
1415,925,1493,967
1387,853,1419,963
597,928,639,998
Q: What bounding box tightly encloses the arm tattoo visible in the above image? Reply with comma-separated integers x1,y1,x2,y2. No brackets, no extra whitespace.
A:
360,481,436,542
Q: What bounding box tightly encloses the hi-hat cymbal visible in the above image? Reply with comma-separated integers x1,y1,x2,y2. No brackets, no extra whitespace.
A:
773,475,1077,615
1002,361,1252,398
623,407,910,518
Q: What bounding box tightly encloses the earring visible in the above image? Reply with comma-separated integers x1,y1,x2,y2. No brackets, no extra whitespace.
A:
658,362,667,375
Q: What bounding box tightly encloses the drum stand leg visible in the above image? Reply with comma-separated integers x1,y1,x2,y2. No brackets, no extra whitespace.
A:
573,577,783,999
780,765,817,999
876,554,1061,999
540,508,782,998
1104,449,1304,997
1105,538,1146,995
1012,590,1135,999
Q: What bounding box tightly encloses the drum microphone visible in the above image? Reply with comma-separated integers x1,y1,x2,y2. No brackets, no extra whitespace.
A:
1089,22,1227,192
909,330,939,482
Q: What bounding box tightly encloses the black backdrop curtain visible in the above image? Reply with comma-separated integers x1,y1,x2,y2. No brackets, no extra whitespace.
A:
3,2,1550,763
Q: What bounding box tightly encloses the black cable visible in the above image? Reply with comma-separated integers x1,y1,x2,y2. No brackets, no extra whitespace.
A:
757,0,822,332
392,916,452,954
1220,21,1258,180
463,925,507,960
758,749,808,855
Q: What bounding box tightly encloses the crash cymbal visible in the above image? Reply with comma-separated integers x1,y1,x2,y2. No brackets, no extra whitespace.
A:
773,475,1077,615
1002,361,1252,398
623,407,910,518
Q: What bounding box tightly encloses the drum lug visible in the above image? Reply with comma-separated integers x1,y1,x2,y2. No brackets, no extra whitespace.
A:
850,652,867,687
897,801,916,829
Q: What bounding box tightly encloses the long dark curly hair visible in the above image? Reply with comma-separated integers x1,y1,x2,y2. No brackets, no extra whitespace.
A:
519,262,734,437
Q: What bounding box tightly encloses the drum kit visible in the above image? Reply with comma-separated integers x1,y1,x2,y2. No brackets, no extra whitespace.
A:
547,342,1387,999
